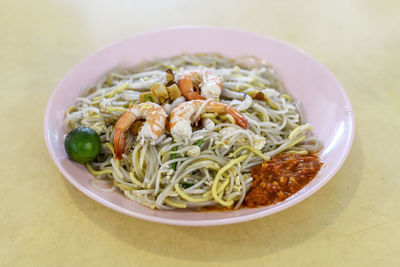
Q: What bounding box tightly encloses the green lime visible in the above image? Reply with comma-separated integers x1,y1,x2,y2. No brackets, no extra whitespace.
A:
64,127,101,164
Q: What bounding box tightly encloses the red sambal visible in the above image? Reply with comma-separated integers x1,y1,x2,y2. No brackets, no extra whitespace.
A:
244,153,322,208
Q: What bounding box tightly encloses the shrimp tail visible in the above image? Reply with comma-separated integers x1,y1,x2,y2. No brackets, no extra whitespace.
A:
114,132,126,160
205,101,248,129
225,105,248,129
113,111,135,159
178,78,206,100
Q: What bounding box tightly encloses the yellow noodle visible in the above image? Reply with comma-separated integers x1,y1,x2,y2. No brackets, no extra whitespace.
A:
87,114,103,119
284,150,308,155
129,171,143,186
281,94,292,102
288,125,312,140
286,136,307,151
257,111,267,122
113,180,137,190
164,197,187,208
106,107,127,113
230,146,270,161
211,155,249,206
107,73,115,86
86,163,113,176
135,147,145,178
251,81,266,89
66,106,77,116
210,117,223,125
200,113,217,119
174,184,212,202
266,98,278,110
104,83,129,98
93,83,129,102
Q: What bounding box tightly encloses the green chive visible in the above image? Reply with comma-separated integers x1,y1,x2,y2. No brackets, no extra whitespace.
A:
144,94,154,102
194,139,204,146
181,183,194,189
171,144,178,170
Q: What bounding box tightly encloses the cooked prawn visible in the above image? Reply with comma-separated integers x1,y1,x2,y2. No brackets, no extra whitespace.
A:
177,69,222,100
113,102,167,159
169,100,248,142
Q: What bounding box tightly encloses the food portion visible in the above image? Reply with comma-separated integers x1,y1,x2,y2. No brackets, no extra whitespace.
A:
64,53,322,209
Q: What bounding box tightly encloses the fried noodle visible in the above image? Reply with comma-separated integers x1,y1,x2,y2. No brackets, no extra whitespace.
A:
64,53,321,209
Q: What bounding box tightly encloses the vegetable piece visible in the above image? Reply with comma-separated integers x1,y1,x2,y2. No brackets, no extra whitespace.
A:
64,127,101,164
151,83,169,104
245,90,260,98
144,94,154,102
250,91,278,110
166,69,174,83
181,183,194,189
194,139,204,146
139,92,158,103
171,145,178,170
166,84,181,100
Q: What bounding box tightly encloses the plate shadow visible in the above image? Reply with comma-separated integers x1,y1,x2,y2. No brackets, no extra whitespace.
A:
65,132,363,262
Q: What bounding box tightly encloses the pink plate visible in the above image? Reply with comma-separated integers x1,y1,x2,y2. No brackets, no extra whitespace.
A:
44,26,354,226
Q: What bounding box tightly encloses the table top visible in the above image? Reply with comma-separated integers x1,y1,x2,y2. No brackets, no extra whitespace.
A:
1,0,399,266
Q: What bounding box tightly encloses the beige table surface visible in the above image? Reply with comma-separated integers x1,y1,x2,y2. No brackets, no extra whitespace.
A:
1,0,399,266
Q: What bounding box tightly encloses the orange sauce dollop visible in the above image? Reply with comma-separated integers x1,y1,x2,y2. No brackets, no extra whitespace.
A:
244,154,322,208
